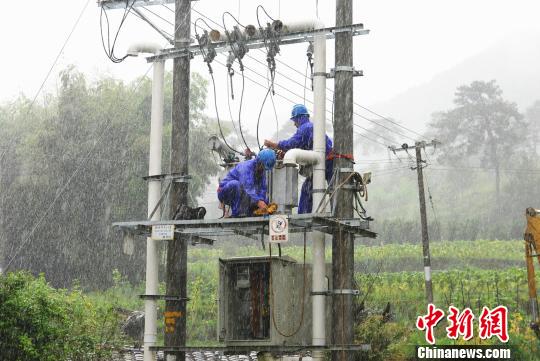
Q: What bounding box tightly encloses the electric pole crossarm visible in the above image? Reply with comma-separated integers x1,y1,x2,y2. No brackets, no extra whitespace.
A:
389,140,440,153
98,0,198,10
146,24,369,63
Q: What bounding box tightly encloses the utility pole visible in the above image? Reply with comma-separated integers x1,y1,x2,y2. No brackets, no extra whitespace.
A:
390,140,439,304
333,0,355,360
165,0,190,359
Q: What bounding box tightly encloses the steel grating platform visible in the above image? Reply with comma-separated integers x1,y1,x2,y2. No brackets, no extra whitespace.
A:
113,213,376,245
149,344,371,354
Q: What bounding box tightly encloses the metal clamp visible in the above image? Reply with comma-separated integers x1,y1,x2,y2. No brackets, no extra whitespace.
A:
327,67,363,78
330,289,360,296
311,289,360,296
339,168,355,173
139,294,191,302
312,188,327,194
142,173,191,183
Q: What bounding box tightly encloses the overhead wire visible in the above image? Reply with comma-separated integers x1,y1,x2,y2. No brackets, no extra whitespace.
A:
160,5,398,150
222,12,251,153
193,20,243,156
183,7,414,145
100,0,137,63
181,5,410,138
213,56,388,149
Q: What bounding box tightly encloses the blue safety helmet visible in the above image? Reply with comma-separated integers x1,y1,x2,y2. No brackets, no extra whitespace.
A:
290,104,309,120
257,149,276,170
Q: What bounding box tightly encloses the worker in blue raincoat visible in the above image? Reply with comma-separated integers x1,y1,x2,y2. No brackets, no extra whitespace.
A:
218,149,276,217
264,104,333,213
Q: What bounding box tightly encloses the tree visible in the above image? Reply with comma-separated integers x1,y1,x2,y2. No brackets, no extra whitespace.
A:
428,80,524,205
0,67,220,288
525,100,540,154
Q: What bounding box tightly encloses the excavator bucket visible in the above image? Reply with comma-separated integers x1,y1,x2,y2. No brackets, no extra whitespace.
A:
524,207,540,337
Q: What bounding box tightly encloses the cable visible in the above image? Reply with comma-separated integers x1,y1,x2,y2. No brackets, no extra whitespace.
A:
256,68,279,150
140,5,173,27
256,4,275,28
213,57,388,149
100,0,136,63
187,6,421,141
214,57,389,149
184,8,414,145
222,11,245,29
268,231,307,338
224,71,242,142
221,13,251,153
210,72,243,155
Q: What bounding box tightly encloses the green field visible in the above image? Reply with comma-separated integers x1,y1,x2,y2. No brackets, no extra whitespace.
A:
82,239,540,359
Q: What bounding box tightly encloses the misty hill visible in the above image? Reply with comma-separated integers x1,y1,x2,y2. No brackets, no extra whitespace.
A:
370,31,540,132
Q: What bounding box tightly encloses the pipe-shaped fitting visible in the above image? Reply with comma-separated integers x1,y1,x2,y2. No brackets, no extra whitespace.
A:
283,149,320,167
127,42,162,56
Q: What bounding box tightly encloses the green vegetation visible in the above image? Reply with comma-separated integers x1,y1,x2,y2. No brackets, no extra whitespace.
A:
3,240,539,360
0,68,220,289
0,272,124,361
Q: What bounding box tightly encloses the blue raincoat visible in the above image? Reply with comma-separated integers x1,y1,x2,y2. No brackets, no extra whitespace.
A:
277,116,333,213
218,159,268,217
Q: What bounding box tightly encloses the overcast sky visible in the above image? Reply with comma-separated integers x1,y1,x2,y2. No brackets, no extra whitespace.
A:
2,0,540,139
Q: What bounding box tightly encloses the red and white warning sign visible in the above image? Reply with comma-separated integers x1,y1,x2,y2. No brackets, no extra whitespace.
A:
269,215,289,243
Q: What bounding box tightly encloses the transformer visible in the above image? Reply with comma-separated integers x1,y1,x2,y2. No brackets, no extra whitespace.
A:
218,256,332,347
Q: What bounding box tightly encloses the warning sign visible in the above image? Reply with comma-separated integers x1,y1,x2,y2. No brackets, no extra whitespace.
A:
151,225,175,240
269,215,289,243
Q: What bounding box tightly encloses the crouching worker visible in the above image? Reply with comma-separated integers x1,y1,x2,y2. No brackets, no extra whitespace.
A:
217,149,276,217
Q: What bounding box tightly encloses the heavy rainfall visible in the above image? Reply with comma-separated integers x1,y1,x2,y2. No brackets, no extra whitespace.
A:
1,0,540,360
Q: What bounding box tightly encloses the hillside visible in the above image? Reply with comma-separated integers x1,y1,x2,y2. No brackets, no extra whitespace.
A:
370,31,540,132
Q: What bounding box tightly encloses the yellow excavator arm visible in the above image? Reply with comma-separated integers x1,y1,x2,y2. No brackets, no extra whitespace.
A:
524,207,540,337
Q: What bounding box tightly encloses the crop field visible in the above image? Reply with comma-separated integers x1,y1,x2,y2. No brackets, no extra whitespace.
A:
86,239,540,360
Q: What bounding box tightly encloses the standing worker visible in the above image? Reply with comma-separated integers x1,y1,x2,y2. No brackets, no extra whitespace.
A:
218,149,276,217
264,104,333,213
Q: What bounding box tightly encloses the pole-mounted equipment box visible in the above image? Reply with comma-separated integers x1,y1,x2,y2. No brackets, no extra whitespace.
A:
218,256,332,347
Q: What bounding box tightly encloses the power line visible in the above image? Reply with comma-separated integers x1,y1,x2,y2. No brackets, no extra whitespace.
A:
161,6,395,150
166,5,422,142
213,57,387,149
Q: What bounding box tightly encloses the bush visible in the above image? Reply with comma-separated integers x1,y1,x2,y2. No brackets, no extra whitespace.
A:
0,272,124,361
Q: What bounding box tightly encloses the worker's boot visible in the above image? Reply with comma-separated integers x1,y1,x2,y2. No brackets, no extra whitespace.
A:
173,204,206,220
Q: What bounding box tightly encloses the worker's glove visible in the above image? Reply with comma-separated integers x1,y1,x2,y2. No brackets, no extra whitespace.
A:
264,139,278,149
253,202,278,216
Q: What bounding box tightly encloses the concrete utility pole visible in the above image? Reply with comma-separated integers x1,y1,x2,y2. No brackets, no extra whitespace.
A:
165,0,190,359
390,140,439,304
333,0,355,360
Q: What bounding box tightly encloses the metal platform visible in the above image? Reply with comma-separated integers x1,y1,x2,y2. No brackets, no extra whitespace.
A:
113,213,376,245
149,344,371,354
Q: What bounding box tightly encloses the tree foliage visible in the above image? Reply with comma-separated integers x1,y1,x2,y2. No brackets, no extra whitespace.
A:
428,80,525,201
0,271,124,360
0,67,220,288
